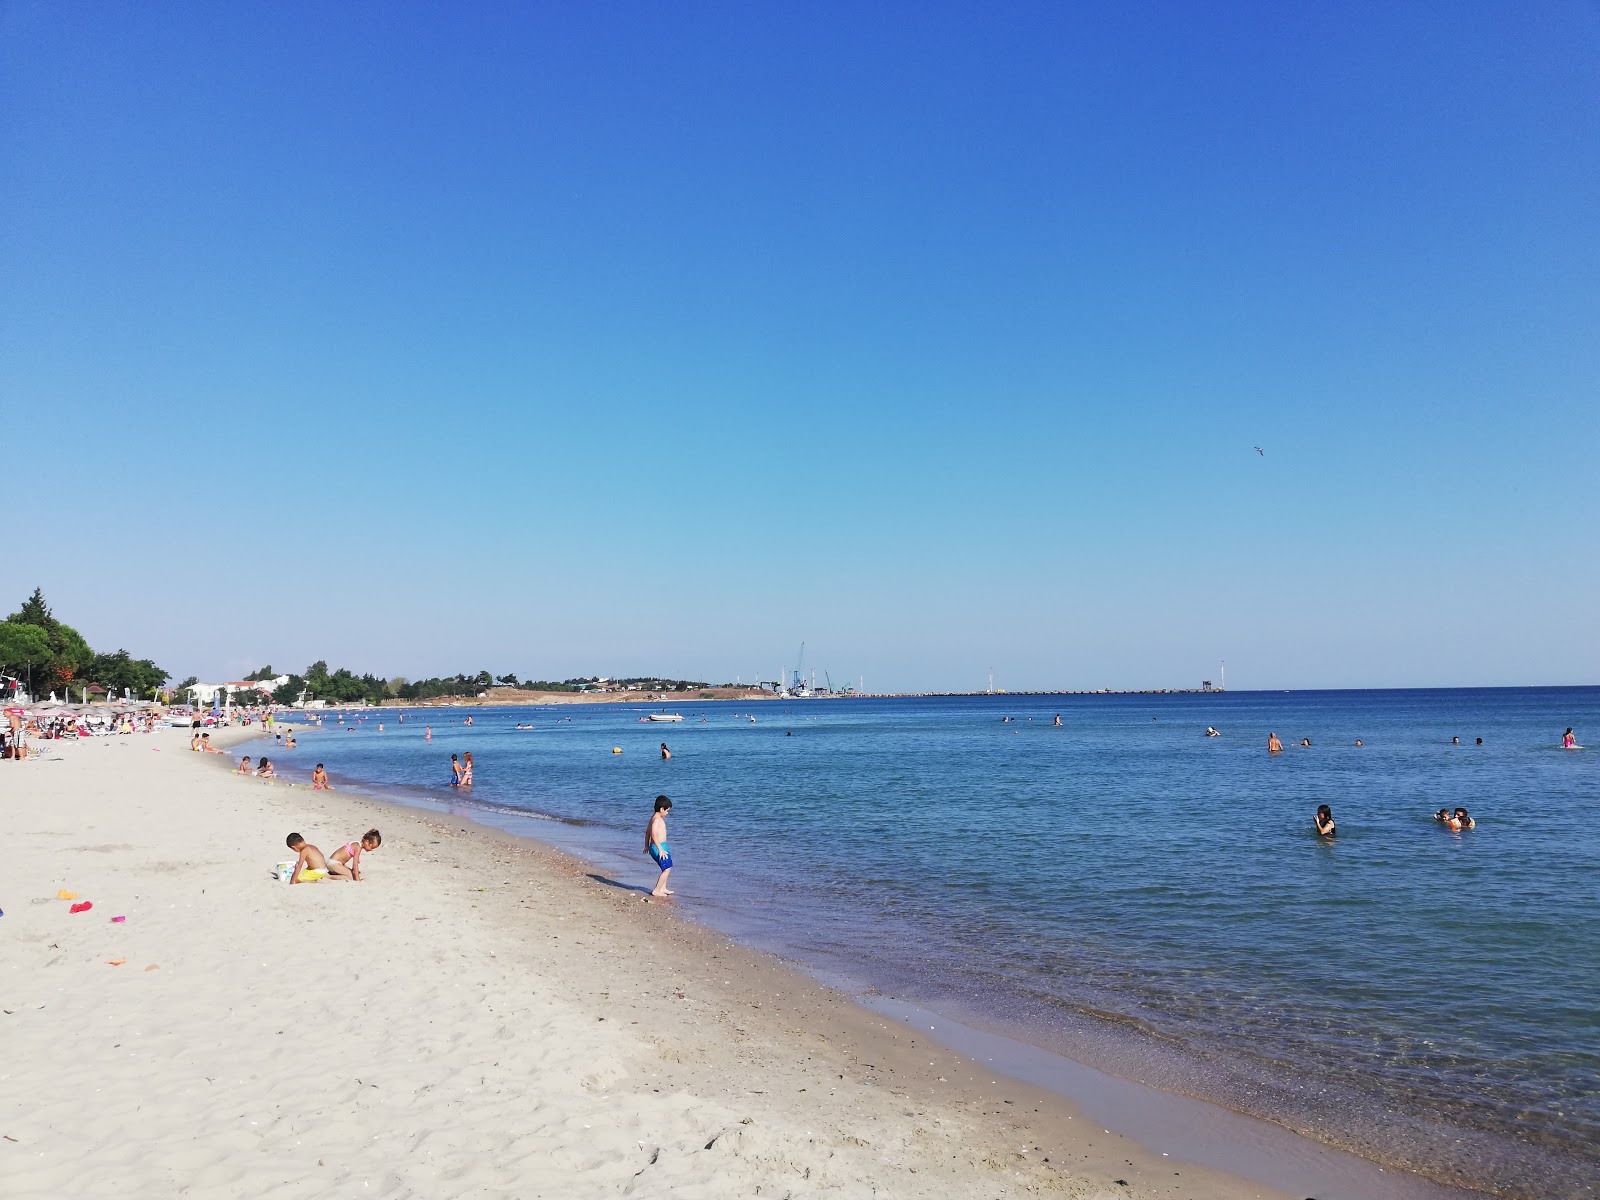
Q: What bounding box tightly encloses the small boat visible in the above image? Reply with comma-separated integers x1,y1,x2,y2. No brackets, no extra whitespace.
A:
646,712,684,723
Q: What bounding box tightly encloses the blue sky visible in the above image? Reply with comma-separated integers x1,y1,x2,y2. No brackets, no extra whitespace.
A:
2,2,1597,691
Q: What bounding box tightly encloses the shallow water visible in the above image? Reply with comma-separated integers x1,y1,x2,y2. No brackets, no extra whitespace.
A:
271,689,1600,1197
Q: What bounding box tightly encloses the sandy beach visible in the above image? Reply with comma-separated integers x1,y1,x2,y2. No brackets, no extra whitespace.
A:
2,730,1307,1199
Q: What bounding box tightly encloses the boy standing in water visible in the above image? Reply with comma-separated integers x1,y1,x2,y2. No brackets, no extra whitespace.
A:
644,795,673,897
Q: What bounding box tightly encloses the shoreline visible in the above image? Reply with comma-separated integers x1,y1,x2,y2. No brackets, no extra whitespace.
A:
5,727,1280,1199
251,725,1483,1200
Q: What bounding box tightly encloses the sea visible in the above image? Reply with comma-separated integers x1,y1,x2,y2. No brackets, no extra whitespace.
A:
265,688,1599,1198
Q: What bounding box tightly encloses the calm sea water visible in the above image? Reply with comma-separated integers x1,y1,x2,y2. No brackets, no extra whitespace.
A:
271,689,1599,1197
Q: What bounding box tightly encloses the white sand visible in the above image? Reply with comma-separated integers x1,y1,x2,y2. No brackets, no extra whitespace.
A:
0,728,1280,1199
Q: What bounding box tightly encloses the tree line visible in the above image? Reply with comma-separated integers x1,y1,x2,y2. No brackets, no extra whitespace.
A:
0,589,170,699
235,666,718,707
0,588,723,708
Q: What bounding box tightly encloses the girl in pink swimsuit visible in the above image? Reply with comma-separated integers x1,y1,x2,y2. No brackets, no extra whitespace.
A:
327,829,382,881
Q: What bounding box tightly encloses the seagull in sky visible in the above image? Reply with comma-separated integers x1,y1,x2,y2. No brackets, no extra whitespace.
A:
1254,446,1265,456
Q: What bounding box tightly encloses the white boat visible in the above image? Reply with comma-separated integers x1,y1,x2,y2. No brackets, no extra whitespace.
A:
646,712,684,723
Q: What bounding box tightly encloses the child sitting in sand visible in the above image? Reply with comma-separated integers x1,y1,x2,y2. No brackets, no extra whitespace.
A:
285,833,330,884
237,755,253,774
326,829,381,881
311,763,330,789
256,757,276,779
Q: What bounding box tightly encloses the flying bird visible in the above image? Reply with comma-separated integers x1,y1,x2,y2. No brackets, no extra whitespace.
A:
1254,446,1265,456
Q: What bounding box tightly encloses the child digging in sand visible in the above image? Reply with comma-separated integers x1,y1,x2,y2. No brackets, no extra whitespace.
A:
285,832,330,884
326,829,381,880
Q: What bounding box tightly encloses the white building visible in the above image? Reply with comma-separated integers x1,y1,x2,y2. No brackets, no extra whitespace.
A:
187,676,290,706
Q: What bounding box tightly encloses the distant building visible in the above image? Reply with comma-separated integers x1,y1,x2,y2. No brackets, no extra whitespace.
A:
186,676,289,706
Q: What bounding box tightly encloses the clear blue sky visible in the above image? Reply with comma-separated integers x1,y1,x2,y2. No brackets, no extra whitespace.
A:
3,2,1597,691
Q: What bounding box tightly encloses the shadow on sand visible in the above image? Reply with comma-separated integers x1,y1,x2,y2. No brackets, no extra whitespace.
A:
586,872,653,895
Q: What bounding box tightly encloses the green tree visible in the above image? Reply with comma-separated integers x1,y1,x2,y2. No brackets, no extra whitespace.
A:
0,621,52,676
6,589,90,685
177,675,199,690
47,623,93,685
86,650,169,697
245,665,277,681
304,660,331,700
272,675,306,706
8,588,53,628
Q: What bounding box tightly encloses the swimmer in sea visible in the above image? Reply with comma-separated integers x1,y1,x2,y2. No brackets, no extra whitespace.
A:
1453,806,1475,829
1563,727,1577,749
1299,738,1312,747
1205,727,1220,737
1434,808,1451,823
1314,804,1336,837
1268,732,1283,753
1354,739,1363,746
1452,736,1460,745
1053,714,1062,727
660,742,671,759
1475,737,1483,746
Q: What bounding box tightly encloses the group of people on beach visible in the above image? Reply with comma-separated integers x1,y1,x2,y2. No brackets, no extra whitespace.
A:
283,828,382,884
449,752,474,786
